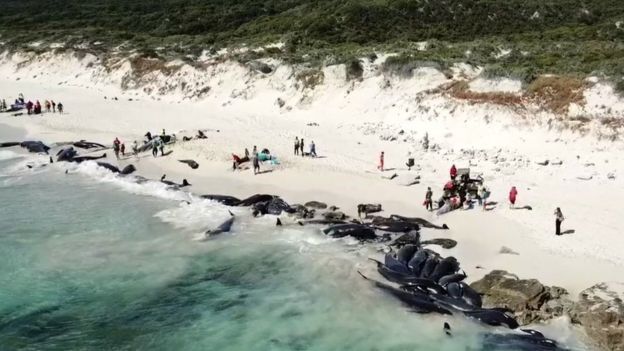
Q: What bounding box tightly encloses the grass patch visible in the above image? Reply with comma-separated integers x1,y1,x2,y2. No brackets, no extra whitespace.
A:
295,69,324,90
526,76,586,113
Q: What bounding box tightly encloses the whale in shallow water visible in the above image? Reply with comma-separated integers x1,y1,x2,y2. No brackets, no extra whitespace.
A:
20,141,50,154
96,162,136,175
323,224,377,240
204,211,235,238
200,195,241,206
160,174,191,188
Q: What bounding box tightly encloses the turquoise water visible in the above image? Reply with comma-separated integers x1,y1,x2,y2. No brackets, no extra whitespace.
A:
0,150,575,351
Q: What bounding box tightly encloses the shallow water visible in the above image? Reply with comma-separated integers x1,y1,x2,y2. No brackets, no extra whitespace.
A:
0,151,582,351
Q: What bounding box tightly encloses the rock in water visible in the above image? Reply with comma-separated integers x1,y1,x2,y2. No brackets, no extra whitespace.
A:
470,270,570,325
570,282,624,351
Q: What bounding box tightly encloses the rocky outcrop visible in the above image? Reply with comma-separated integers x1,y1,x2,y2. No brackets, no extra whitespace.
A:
470,270,571,325
570,282,624,351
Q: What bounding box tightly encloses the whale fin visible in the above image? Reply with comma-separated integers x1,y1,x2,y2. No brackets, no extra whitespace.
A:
276,218,282,226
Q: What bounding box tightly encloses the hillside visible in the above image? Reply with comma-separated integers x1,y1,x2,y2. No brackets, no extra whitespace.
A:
0,0,623,85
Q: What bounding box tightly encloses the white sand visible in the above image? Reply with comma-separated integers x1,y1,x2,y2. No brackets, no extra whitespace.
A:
1,52,624,299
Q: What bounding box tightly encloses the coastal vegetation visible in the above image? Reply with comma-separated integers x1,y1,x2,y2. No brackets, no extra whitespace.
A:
0,0,623,85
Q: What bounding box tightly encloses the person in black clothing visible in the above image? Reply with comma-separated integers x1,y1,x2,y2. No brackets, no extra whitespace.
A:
300,138,305,156
294,137,300,155
425,187,433,211
555,207,564,235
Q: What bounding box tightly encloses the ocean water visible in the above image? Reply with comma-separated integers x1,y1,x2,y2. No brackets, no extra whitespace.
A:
0,149,578,351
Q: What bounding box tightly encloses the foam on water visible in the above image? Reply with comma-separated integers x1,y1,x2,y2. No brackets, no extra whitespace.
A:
0,149,20,161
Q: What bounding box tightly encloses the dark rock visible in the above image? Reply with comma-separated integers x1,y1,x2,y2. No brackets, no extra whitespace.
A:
470,270,570,325
421,238,457,249
305,201,328,210
570,282,624,351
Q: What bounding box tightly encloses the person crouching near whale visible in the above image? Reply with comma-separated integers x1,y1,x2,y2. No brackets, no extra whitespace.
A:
378,151,385,171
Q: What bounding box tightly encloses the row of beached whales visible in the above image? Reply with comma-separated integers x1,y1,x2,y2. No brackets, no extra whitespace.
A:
3,140,565,350
200,195,564,350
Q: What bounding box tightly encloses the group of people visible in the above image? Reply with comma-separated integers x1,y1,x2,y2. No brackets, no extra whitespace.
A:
145,130,167,157
294,137,317,157
423,164,565,235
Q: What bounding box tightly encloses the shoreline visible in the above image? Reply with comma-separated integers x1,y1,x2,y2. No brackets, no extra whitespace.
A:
1,69,623,301
1,113,621,299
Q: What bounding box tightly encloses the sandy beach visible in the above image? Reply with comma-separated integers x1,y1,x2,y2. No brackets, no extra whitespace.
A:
2,56,624,305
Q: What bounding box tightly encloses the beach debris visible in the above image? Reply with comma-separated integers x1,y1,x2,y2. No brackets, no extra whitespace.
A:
499,246,519,255
537,160,550,166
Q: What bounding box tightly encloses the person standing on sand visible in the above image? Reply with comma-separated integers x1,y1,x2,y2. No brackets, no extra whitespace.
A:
113,137,121,159
554,207,565,235
252,145,257,156
45,100,51,112
294,137,300,156
252,152,260,175
310,141,317,157
57,102,64,114
378,151,385,171
51,100,56,113
132,140,139,160
424,187,433,211
300,139,305,156
152,137,159,157
450,164,457,180
245,148,250,159
509,186,518,208
120,143,126,157
480,185,489,211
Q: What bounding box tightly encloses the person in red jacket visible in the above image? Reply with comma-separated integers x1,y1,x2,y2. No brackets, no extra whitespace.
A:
450,164,457,180
378,151,385,171
509,186,518,208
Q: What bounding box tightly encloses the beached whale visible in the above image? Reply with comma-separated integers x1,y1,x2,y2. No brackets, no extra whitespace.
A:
160,174,191,188
73,140,107,149
178,159,199,169
0,141,20,148
237,194,275,207
71,153,107,163
96,162,136,175
204,211,235,237
200,195,241,206
20,141,50,154
390,215,449,230
358,272,451,315
323,224,377,240
464,309,519,329
56,147,78,162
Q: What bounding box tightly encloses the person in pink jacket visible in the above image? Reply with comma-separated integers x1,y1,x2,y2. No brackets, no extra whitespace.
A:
509,186,518,208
